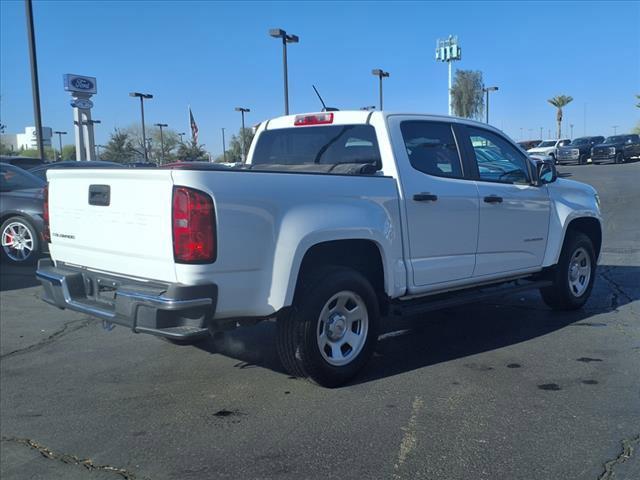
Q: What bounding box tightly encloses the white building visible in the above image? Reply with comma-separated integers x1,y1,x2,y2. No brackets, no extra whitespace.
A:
1,126,53,152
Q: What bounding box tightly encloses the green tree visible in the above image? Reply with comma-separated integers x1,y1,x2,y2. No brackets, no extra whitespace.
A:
214,127,255,163
547,95,573,139
177,139,208,161
123,124,181,164
451,69,484,119
101,129,137,163
636,94,640,109
20,147,55,160
61,145,76,160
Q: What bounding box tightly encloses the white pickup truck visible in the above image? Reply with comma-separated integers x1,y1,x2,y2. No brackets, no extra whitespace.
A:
37,111,602,387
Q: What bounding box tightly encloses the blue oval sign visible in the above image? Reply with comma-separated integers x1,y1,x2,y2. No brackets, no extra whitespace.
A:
71,77,94,90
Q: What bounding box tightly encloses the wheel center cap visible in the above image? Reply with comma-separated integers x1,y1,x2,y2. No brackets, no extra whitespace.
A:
326,313,347,341
570,263,579,281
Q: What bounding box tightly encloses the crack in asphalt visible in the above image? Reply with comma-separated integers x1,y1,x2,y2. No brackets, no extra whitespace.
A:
0,318,92,360
1,436,147,479
597,434,640,480
598,268,634,305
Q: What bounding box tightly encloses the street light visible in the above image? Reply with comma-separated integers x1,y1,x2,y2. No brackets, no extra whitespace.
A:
540,127,543,140
221,128,227,163
371,69,390,110
154,123,168,164
570,123,574,139
360,106,376,111
96,144,105,160
53,130,67,160
178,132,186,143
129,92,153,161
269,28,299,115
482,86,498,124
612,125,619,135
235,107,250,162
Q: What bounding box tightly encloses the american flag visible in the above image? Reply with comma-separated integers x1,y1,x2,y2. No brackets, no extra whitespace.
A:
189,107,198,142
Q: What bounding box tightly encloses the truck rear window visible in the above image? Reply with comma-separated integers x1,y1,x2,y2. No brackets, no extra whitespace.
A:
252,125,381,168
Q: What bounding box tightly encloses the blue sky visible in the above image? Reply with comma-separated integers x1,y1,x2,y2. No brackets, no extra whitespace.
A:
1,0,639,154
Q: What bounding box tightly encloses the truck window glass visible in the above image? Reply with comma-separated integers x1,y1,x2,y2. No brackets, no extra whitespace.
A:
252,125,381,166
466,127,531,184
399,121,463,178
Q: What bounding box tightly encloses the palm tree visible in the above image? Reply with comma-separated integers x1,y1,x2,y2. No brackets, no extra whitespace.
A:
547,95,573,139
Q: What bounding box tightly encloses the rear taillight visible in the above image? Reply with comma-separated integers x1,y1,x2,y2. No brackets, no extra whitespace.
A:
43,184,50,242
172,186,216,263
294,112,334,126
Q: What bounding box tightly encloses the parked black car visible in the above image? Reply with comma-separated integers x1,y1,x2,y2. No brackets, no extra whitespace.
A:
591,134,640,164
0,155,45,170
0,163,47,265
556,136,605,165
28,160,121,180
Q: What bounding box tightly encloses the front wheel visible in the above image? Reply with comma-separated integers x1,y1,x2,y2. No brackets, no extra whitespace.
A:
276,266,380,387
578,154,587,165
540,232,596,310
615,152,623,164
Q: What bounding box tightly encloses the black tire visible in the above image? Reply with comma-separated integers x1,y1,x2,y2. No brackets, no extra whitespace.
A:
0,216,41,265
276,266,380,387
550,153,557,164
540,232,596,311
614,152,623,164
578,154,587,165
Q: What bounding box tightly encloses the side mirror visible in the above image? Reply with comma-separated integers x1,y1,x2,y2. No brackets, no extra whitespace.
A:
536,160,557,185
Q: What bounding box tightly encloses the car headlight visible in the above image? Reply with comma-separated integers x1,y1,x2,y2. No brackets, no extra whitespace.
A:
609,147,616,155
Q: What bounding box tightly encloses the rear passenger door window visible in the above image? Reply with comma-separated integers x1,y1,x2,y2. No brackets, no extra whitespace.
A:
466,127,531,184
400,121,464,178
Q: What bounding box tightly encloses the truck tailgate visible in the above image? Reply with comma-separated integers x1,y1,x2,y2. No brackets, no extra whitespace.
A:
47,169,177,283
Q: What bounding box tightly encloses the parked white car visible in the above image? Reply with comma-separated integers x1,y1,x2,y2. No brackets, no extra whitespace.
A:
37,111,602,387
528,138,571,162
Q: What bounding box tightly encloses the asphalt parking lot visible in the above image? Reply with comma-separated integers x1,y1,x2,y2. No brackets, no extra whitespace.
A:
1,162,639,480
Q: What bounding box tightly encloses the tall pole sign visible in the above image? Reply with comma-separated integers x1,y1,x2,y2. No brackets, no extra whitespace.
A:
435,35,461,116
64,74,97,161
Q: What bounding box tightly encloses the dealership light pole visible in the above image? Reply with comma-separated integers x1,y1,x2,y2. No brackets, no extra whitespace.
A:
612,125,619,135
483,86,498,124
235,107,250,162
540,127,543,139
570,123,574,139
178,132,186,143
54,131,67,160
129,92,153,161
371,69,390,110
95,144,105,160
154,123,168,164
221,128,227,162
435,35,461,116
360,105,376,111
25,0,44,158
269,28,298,115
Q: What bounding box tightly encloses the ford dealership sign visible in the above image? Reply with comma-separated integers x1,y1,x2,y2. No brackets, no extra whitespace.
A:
64,74,97,94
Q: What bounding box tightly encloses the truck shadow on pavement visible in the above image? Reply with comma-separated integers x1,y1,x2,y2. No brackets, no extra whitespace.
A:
195,264,639,385
0,264,40,292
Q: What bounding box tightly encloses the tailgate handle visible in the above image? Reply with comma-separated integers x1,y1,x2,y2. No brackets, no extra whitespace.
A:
88,185,110,206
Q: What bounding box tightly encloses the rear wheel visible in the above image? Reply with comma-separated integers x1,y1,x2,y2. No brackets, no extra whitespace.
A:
578,154,587,165
615,152,623,164
540,232,596,310
1,216,40,265
276,266,379,387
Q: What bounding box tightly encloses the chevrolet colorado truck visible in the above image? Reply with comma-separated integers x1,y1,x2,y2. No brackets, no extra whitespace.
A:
37,111,602,387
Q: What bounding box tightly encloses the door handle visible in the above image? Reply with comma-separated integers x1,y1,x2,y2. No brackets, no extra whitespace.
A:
413,193,438,202
483,195,503,204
